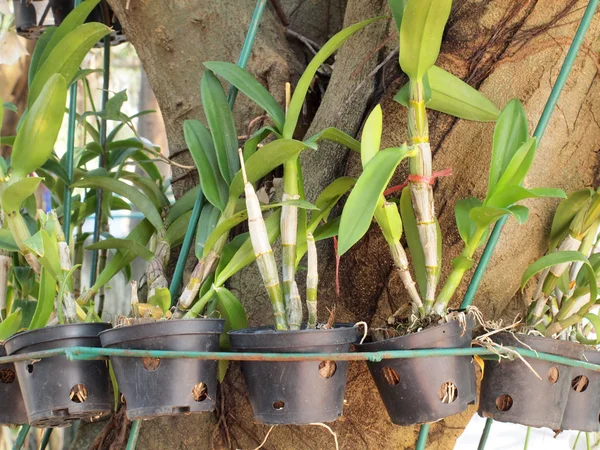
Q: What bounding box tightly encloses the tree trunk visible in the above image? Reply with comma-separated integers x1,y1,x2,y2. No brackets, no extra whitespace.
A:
86,0,600,448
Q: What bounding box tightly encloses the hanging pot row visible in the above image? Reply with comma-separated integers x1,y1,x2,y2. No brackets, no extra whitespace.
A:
2,318,599,433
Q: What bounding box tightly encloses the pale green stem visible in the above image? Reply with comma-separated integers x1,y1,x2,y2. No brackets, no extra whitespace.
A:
433,226,486,315
388,241,424,320
306,231,318,328
408,80,437,310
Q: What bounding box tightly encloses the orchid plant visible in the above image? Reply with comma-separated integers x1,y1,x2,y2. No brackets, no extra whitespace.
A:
337,0,566,331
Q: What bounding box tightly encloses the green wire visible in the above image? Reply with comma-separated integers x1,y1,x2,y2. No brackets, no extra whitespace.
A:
126,419,141,450
415,423,430,450
12,425,30,450
477,418,493,450
40,428,53,450
227,0,268,108
61,0,82,243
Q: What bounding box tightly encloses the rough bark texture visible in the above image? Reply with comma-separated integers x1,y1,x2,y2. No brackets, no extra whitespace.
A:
84,0,600,448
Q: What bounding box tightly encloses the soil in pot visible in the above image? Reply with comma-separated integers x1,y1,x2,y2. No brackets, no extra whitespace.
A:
560,349,600,432
478,332,583,429
229,324,359,425
355,316,476,425
99,319,224,421
0,344,27,425
4,323,113,428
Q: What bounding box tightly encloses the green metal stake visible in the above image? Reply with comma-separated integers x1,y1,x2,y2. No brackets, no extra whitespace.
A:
40,428,53,450
169,188,204,304
227,0,268,108
415,423,430,450
12,425,30,450
126,419,141,450
477,418,493,450
61,0,81,243
90,36,111,290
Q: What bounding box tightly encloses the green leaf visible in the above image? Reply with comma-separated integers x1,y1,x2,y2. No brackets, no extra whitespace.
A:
549,189,594,251
361,105,382,166
308,177,356,232
1,178,42,215
24,230,61,279
89,220,155,294
0,229,19,252
164,210,193,247
86,238,155,262
29,22,111,106
338,145,412,255
29,268,57,330
214,286,247,382
37,0,103,70
228,139,308,200
486,186,566,209
576,313,600,345
215,210,282,286
0,309,22,340
470,205,524,229
400,188,427,298
149,288,171,314
494,137,537,192
203,62,285,131
28,27,58,86
201,70,239,184
399,0,452,81
521,251,597,307
389,0,409,31
120,172,169,209
104,90,128,120
165,186,202,227
304,127,360,153
394,65,500,122
184,119,229,211
455,197,483,245
73,176,163,230
375,200,403,244
283,16,383,138
507,205,529,224
195,203,221,260
203,199,316,258
12,74,68,178
313,216,340,241
243,127,276,160
452,255,474,271
487,99,528,198
215,234,247,278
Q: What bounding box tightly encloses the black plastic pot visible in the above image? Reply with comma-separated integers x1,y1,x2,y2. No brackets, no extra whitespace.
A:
4,323,113,428
12,0,126,45
229,324,359,425
0,344,27,426
560,349,600,432
355,318,476,425
99,319,224,421
478,333,583,429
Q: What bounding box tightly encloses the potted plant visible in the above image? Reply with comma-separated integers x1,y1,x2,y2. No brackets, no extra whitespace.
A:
175,17,397,425
336,0,566,426
479,190,600,431
12,0,126,45
98,16,376,422
0,3,116,427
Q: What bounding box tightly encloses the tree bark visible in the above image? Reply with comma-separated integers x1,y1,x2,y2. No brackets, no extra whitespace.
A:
86,0,600,448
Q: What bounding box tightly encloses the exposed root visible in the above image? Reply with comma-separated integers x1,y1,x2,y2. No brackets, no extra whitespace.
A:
253,426,274,450
309,423,339,450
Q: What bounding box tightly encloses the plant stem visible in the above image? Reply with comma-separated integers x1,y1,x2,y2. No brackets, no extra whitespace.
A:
524,427,531,450
146,228,170,300
388,241,424,320
306,231,318,328
407,80,437,311
434,226,486,314
240,150,287,330
173,201,235,317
